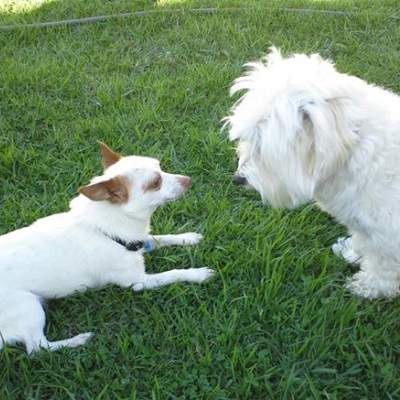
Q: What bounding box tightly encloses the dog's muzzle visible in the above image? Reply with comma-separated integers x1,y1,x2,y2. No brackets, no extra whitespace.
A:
232,175,248,186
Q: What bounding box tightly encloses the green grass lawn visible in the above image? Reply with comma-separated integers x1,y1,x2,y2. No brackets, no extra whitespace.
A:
1,0,400,398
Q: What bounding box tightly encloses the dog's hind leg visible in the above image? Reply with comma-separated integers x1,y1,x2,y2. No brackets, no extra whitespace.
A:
0,289,92,353
132,267,214,291
0,288,44,353
332,237,360,263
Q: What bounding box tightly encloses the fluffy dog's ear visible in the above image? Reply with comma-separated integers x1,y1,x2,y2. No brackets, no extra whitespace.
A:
98,141,121,170
80,176,128,203
261,96,356,206
298,98,356,177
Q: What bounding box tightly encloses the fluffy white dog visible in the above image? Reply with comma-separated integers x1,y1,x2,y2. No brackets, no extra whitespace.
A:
0,142,214,353
225,47,400,299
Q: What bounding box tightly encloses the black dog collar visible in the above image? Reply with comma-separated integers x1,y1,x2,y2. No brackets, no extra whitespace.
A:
113,236,144,251
102,231,153,252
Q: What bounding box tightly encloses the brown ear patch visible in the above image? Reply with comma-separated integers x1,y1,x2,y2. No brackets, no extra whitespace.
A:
80,175,129,203
98,141,122,170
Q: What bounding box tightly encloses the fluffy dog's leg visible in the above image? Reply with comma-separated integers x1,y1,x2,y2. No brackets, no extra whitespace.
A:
149,233,203,249
0,288,92,353
332,237,360,263
132,267,214,291
346,253,400,299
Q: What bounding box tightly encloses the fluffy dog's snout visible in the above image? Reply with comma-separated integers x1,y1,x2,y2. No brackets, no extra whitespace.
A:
233,175,247,186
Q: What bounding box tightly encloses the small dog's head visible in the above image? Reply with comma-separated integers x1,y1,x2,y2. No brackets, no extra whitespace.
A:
79,142,191,216
225,47,360,208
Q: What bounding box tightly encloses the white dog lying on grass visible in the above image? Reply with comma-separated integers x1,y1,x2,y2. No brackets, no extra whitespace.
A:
0,142,214,353
225,47,400,299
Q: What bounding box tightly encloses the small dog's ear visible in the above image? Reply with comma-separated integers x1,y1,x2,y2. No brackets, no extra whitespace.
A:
79,176,128,203
98,141,122,170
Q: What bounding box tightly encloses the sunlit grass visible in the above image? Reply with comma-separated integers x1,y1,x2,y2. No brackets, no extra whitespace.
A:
0,0,52,14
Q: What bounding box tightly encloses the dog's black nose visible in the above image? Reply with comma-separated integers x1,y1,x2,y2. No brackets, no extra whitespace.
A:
233,175,247,185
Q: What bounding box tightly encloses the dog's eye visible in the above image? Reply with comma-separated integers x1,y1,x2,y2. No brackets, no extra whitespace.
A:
148,175,162,191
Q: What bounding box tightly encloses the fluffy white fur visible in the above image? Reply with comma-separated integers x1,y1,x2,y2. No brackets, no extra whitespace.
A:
225,47,400,299
0,143,214,353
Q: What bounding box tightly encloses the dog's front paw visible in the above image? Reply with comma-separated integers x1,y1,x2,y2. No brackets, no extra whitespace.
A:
189,267,215,283
345,271,400,299
332,237,360,263
180,232,203,246
332,237,347,257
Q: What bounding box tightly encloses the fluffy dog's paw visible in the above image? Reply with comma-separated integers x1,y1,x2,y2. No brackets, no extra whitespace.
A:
189,267,215,283
332,237,359,263
180,232,203,246
331,237,346,257
345,271,400,299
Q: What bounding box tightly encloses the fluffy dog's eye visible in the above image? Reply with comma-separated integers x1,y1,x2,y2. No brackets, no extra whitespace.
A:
147,175,162,191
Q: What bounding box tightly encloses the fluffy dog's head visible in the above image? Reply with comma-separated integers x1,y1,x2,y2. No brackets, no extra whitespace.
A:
78,142,191,217
225,47,361,208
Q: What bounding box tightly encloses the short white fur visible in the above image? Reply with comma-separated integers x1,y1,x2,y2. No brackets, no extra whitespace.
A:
0,144,214,353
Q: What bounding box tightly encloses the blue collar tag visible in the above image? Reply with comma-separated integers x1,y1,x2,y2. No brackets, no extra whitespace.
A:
143,240,154,253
